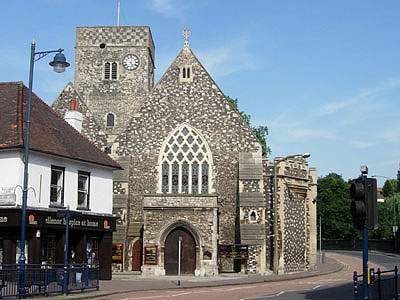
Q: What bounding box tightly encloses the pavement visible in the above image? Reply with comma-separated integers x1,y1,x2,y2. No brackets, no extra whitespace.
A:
38,252,345,300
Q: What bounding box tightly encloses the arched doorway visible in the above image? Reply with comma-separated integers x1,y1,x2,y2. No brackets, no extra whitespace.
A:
164,227,196,275
131,240,142,271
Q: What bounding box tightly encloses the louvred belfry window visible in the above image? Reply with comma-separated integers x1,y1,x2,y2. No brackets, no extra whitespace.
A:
159,125,212,194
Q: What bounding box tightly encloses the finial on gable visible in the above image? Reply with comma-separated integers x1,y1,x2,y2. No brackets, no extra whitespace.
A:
182,28,191,48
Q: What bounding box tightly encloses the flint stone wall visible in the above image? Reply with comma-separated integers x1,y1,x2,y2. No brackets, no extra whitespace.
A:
115,47,261,245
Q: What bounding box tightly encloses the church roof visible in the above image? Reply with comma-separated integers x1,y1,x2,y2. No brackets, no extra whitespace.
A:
0,81,121,169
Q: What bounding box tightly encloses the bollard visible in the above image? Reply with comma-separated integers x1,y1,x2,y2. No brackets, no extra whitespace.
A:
377,268,381,300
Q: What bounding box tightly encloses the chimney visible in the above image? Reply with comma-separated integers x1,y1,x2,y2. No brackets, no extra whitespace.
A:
64,100,83,132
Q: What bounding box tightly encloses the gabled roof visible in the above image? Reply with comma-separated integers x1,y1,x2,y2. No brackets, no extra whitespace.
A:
0,82,121,169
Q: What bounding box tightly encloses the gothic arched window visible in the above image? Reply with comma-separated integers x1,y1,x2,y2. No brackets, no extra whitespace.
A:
111,62,117,79
159,124,212,194
104,62,110,79
104,61,118,80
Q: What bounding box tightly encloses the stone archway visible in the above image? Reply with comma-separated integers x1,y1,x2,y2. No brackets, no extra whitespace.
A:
164,227,196,275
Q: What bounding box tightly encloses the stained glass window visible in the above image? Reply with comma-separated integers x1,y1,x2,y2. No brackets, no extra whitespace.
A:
182,162,189,193
201,162,209,193
162,162,169,193
192,162,199,194
172,162,179,193
159,125,212,194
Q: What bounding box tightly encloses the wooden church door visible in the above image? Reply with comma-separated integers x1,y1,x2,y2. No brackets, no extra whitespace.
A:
164,227,196,275
131,240,142,271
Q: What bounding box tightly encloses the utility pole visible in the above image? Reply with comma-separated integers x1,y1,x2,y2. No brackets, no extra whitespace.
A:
117,0,120,26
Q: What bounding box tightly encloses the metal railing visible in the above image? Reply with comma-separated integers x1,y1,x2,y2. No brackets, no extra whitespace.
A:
353,266,399,300
0,264,99,298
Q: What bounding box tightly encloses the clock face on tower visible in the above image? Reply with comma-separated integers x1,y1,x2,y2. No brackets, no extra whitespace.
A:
122,54,140,70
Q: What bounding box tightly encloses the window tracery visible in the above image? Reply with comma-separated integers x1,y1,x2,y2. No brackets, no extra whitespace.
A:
159,125,212,194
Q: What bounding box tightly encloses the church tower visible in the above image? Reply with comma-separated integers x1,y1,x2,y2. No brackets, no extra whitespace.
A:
74,26,155,139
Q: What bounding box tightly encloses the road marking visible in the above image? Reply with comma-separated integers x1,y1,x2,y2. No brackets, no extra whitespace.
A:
313,285,321,289
120,291,193,300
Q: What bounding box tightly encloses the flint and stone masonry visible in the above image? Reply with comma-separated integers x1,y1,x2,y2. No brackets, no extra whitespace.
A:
52,26,317,276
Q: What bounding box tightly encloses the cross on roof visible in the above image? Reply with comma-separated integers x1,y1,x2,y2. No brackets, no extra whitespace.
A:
182,28,191,47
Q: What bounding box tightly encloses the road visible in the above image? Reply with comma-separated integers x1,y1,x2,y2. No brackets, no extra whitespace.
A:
333,250,400,270
247,251,400,300
92,251,399,300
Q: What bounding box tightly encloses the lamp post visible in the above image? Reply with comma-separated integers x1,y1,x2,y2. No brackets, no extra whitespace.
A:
57,207,82,295
19,40,69,297
273,152,311,274
373,175,397,252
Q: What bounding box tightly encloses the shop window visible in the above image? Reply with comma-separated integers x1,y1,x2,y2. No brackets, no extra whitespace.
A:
50,166,64,206
78,171,90,209
0,239,3,264
86,239,99,265
41,237,56,264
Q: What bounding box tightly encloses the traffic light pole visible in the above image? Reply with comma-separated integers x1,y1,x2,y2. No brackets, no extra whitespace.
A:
363,221,368,299
362,174,368,300
351,167,378,300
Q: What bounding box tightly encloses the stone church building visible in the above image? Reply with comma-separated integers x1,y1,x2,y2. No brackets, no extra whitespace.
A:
52,26,317,276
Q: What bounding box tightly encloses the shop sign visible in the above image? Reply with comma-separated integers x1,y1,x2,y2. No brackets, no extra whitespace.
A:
219,244,248,259
26,212,115,231
28,214,37,225
112,243,123,262
43,216,101,228
0,209,116,231
144,246,158,265
0,187,16,206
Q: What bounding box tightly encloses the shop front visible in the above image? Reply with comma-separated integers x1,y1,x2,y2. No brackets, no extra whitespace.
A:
0,208,116,280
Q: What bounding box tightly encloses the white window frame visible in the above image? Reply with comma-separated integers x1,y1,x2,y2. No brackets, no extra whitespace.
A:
77,171,90,209
50,166,64,206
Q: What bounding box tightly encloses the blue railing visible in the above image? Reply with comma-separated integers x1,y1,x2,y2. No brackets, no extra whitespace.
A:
353,266,399,300
0,264,99,298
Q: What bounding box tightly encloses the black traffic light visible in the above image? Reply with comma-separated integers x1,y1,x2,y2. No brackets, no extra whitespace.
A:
350,177,378,230
366,178,378,230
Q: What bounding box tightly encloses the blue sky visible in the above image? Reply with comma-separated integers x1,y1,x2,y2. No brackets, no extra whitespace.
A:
1,0,399,187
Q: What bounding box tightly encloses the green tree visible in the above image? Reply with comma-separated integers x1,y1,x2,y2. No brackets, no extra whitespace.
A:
227,96,271,156
382,179,397,197
369,196,398,240
317,173,359,239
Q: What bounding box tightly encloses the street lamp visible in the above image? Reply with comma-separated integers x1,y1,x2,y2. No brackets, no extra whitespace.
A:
372,175,397,252
273,152,311,274
19,40,69,296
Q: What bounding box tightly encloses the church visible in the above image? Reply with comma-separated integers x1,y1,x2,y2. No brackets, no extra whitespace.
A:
52,26,317,276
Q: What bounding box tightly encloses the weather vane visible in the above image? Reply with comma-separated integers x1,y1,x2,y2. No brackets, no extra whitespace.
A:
182,28,191,47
